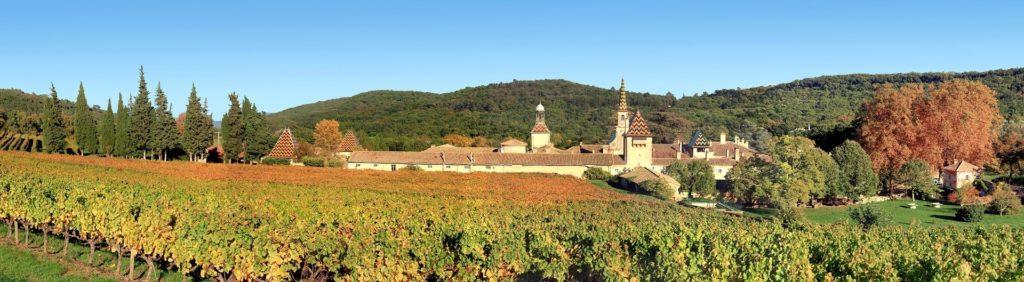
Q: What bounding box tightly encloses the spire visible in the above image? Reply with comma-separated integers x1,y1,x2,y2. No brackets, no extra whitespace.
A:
532,103,549,133
618,77,628,112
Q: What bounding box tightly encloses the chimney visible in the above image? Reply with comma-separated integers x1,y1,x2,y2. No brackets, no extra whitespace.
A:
734,148,741,161
719,132,727,143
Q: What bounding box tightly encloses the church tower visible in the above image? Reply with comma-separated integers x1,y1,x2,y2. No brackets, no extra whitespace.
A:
530,103,551,150
608,78,630,155
624,110,654,168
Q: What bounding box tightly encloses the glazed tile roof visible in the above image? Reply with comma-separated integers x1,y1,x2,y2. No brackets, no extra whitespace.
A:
267,129,298,159
688,130,710,148
625,110,653,137
531,122,550,133
338,130,362,152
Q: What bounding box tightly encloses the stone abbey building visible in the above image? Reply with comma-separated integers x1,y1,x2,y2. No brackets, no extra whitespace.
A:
343,79,759,179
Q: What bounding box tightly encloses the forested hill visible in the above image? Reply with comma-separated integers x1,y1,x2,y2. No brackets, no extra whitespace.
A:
268,69,1024,151
267,80,678,150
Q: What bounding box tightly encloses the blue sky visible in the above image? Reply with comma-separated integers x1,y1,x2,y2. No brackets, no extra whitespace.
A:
2,1,1022,116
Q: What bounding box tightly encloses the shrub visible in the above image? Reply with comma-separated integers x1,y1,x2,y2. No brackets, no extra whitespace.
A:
848,205,890,230
956,204,986,222
583,167,611,181
639,180,675,201
261,158,291,166
301,157,325,167
774,206,807,230
987,186,1022,215
326,159,344,168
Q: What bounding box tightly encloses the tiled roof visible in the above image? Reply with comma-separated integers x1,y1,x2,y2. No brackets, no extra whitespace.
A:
531,122,550,133
625,110,653,137
349,151,625,166
532,144,567,154
620,167,680,188
653,157,738,167
709,142,757,158
688,130,710,148
652,143,680,158
422,144,497,154
267,129,298,159
338,130,362,152
943,160,979,172
500,138,527,146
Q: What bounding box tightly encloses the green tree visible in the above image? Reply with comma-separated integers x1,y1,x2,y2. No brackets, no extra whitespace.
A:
41,83,67,153
181,84,215,161
129,66,155,159
241,97,274,163
220,93,244,163
152,82,179,160
832,140,880,200
763,136,841,205
726,157,785,206
639,180,675,201
897,159,939,202
664,160,716,198
114,94,131,157
73,82,99,155
98,99,115,156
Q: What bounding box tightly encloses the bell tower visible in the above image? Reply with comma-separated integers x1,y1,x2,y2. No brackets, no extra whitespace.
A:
624,110,653,168
608,78,630,155
530,103,551,150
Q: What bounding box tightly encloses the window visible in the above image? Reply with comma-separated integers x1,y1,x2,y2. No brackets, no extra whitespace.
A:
446,165,451,169
464,165,470,169
485,166,493,169
355,164,361,168
373,164,378,168
427,165,433,169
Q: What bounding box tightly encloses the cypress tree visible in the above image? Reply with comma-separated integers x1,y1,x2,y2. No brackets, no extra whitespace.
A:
73,82,99,155
42,83,67,153
129,66,155,159
220,93,244,163
114,93,131,157
99,99,115,156
241,96,274,163
153,82,179,160
181,84,215,161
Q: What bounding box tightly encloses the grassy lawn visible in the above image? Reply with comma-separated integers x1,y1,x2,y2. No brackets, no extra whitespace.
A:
803,199,1024,227
0,243,115,282
0,225,186,281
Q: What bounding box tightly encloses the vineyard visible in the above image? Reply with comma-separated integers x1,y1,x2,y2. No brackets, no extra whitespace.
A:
0,131,41,152
1,151,1023,280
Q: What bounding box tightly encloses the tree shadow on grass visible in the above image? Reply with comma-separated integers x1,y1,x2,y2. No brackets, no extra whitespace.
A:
930,214,959,221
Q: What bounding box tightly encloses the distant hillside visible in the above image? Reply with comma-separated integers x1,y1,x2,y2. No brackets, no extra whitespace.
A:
268,69,1024,151
267,80,678,150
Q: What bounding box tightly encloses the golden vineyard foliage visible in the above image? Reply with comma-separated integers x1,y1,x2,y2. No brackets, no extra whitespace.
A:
1,151,1022,280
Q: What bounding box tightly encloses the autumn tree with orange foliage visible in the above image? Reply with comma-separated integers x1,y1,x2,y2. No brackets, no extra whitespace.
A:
860,80,1002,189
313,119,342,158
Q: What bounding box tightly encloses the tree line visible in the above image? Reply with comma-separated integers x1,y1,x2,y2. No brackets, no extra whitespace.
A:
34,66,274,163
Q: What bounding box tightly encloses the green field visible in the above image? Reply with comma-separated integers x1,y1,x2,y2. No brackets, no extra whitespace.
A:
738,199,1024,227
0,225,180,282
803,199,1024,227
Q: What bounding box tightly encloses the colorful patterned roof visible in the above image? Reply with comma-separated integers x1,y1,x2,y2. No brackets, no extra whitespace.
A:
267,128,298,159
625,110,653,137
688,130,710,148
338,130,362,152
531,122,550,133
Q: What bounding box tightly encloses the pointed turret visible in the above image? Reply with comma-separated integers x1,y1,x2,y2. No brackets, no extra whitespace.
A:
618,77,628,112
624,109,653,168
